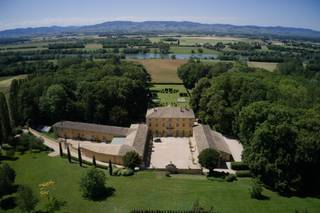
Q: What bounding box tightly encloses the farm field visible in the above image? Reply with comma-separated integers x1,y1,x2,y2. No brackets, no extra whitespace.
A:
149,35,254,45
151,84,190,107
2,152,320,213
201,59,278,71
0,74,28,95
170,46,220,55
133,59,187,83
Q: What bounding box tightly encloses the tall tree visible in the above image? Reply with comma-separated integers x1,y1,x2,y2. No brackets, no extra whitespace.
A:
0,92,12,145
8,79,20,126
67,145,72,163
78,144,82,167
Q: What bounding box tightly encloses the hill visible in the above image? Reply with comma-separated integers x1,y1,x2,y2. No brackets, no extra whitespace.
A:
1,21,320,40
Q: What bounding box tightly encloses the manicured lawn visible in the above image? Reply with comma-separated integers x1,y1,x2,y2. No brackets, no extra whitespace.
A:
151,84,190,107
133,59,187,83
2,152,320,213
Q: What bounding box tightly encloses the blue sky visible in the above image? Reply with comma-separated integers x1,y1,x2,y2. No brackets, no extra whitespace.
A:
0,0,319,31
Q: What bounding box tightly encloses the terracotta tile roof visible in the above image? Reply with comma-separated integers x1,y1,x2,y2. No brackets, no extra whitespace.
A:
146,107,195,119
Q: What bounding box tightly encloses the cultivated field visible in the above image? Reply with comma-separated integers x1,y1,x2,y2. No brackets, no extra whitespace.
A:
149,35,254,45
3,152,320,213
0,74,28,95
133,59,187,83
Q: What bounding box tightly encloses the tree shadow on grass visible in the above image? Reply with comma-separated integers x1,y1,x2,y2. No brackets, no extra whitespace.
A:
255,194,270,201
91,187,116,201
0,195,16,210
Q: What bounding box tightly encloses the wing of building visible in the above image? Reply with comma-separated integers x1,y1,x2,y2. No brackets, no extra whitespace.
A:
53,121,149,165
193,124,233,161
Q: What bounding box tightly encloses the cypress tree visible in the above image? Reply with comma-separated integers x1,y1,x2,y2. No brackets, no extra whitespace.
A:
0,92,12,143
67,145,71,163
78,144,82,167
93,155,96,167
109,160,113,176
58,141,63,157
8,79,19,127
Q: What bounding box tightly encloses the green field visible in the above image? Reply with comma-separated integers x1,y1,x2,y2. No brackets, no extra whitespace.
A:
133,59,187,83
151,84,190,107
149,36,255,45
2,152,320,213
201,59,278,72
170,46,220,55
0,74,28,95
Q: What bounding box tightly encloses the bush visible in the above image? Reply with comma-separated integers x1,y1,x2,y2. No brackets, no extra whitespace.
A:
121,169,134,176
226,174,237,182
16,185,38,213
198,148,220,176
165,163,178,174
231,162,249,170
5,149,15,157
236,170,252,177
250,179,263,199
80,168,107,200
112,168,121,176
122,151,141,170
0,163,16,197
14,127,23,135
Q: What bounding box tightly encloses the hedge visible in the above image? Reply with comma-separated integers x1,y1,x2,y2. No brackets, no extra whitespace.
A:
231,162,249,170
236,170,252,177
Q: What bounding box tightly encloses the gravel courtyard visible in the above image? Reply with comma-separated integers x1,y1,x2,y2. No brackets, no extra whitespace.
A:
150,137,200,169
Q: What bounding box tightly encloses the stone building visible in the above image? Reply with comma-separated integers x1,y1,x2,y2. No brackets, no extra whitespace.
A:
53,121,149,165
193,124,233,162
146,107,195,137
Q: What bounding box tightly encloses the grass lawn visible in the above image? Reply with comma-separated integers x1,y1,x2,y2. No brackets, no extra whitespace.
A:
133,59,187,83
0,74,28,95
2,152,320,213
151,84,190,107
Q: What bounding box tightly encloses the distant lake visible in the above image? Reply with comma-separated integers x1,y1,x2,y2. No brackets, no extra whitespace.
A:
125,53,217,60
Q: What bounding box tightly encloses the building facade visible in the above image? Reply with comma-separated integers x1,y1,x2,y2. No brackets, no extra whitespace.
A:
146,107,195,137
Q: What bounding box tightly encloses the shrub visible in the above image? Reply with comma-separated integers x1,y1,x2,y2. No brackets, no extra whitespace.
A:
226,174,237,182
198,148,220,176
80,168,107,200
16,185,38,213
250,179,263,199
0,163,16,197
236,170,252,177
14,127,23,135
231,162,249,170
122,151,141,170
121,169,134,176
165,163,178,174
5,149,15,157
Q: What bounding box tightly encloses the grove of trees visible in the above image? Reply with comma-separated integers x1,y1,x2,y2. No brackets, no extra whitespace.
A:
178,59,320,195
12,57,151,126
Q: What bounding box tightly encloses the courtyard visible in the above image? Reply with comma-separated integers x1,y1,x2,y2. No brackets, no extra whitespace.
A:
149,137,200,169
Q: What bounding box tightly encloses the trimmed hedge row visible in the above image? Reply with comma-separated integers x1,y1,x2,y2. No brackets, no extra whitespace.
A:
231,162,249,171
236,170,252,177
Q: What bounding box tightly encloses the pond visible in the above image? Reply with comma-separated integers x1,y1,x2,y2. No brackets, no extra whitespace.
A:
125,53,217,60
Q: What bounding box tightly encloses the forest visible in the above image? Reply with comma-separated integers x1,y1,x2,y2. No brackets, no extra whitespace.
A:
6,57,151,127
178,59,320,195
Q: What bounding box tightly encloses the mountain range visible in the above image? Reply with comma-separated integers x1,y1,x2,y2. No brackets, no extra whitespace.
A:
1,21,320,40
